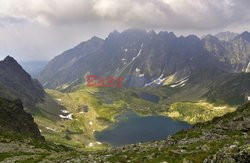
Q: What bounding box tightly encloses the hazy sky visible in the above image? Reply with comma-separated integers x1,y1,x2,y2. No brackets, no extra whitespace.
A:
0,0,250,61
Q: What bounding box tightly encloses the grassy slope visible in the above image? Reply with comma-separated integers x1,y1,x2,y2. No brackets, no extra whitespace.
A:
0,132,81,162
33,87,125,149
166,101,235,124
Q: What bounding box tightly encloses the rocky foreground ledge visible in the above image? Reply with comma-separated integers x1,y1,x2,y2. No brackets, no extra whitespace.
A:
0,101,249,162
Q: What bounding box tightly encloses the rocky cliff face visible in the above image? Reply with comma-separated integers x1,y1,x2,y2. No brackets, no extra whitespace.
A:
214,31,239,42
0,97,44,140
203,31,250,72
0,56,45,107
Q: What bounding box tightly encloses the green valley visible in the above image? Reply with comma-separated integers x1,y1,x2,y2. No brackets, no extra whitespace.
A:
31,85,237,150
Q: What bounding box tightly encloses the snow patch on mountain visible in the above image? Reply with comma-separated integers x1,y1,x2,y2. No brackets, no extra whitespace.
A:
245,62,250,72
139,74,144,77
59,113,73,120
170,77,189,88
116,44,143,76
61,110,69,114
46,127,56,132
145,74,165,87
132,44,143,61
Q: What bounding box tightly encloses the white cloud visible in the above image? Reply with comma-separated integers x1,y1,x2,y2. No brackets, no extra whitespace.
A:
0,0,249,29
0,0,250,61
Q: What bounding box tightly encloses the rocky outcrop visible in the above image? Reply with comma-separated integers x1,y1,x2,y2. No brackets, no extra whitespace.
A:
0,97,44,140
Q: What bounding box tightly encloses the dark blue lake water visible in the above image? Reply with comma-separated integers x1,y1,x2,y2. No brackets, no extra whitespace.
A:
95,111,191,146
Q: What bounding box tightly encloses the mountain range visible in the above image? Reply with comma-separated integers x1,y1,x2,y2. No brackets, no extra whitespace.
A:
36,29,250,107
38,29,250,90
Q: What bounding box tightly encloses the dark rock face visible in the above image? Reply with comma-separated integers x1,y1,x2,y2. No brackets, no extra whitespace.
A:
0,97,44,140
0,56,45,107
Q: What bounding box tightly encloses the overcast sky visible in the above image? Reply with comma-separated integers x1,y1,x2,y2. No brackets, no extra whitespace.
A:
0,0,250,61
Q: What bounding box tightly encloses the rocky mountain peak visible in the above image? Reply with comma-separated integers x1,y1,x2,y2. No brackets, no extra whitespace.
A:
238,31,250,42
0,55,30,79
185,34,200,42
90,36,103,42
202,35,224,51
1,55,22,69
3,55,17,63
107,30,120,39
214,31,238,41
203,34,220,42
0,56,45,107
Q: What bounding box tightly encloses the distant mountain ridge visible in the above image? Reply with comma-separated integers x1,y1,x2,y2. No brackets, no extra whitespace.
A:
0,56,45,107
39,29,234,89
203,31,250,72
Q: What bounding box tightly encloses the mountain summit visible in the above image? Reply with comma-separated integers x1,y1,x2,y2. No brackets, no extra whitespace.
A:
214,31,238,41
0,56,45,107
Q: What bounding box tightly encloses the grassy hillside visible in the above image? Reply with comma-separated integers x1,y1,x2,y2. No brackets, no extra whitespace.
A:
33,87,126,149
166,101,235,124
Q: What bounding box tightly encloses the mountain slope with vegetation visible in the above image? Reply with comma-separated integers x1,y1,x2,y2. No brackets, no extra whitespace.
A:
0,99,249,162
